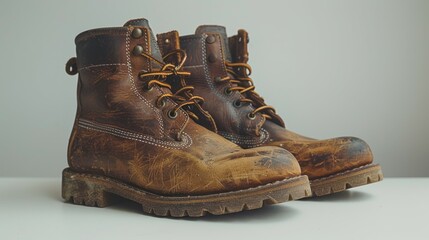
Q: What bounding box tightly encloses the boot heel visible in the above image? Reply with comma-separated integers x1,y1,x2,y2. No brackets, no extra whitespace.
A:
62,168,118,207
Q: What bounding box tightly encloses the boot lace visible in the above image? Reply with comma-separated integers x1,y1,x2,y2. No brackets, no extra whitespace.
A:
218,62,276,120
137,50,204,121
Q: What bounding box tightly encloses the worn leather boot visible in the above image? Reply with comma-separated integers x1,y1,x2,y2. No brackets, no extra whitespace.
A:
62,18,311,217
157,26,383,197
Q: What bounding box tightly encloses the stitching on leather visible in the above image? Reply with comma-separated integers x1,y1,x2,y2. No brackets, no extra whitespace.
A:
125,27,165,137
200,34,216,91
142,28,152,72
78,119,192,149
216,34,229,79
78,63,127,71
218,128,270,148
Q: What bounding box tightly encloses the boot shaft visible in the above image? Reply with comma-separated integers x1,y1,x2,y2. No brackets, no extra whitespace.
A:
158,26,284,147
71,20,189,141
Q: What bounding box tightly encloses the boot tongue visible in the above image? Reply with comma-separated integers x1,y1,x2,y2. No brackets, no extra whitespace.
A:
195,25,231,61
123,18,163,65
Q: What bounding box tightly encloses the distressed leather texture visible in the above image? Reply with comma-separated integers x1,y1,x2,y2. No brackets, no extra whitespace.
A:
67,19,302,196
158,26,373,180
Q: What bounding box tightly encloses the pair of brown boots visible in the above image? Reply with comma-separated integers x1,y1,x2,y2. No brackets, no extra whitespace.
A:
63,18,383,217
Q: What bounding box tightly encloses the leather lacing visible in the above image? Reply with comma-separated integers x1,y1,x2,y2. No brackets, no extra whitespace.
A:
137,49,204,121
217,61,276,120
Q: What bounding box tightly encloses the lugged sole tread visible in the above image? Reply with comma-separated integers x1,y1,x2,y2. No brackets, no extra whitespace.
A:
62,168,311,217
310,164,383,197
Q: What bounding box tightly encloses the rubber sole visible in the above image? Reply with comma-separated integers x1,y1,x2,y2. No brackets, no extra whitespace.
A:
62,168,311,217
310,164,383,197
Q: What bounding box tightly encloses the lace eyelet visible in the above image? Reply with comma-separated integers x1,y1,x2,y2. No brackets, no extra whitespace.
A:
168,110,178,119
214,77,222,83
247,112,256,120
233,100,242,108
224,87,233,96
144,84,153,92
133,45,144,56
157,99,166,108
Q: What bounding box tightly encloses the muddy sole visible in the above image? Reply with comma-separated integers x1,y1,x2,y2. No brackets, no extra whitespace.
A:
62,168,311,217
310,164,383,197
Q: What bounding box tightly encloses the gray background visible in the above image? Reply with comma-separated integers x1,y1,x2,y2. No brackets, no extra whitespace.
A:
0,0,428,177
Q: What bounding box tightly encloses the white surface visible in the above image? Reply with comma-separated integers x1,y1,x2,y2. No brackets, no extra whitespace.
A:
0,178,427,240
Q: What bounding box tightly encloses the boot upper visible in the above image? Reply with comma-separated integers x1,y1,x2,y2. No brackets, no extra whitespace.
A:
67,19,302,196
158,26,374,180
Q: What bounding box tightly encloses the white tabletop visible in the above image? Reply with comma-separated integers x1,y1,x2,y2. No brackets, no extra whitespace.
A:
0,178,427,240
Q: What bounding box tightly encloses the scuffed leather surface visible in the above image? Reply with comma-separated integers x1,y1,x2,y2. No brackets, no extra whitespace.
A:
262,121,373,180
160,26,374,180
69,121,301,195
68,19,302,196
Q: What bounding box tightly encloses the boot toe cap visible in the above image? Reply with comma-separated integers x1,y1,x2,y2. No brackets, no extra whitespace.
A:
298,136,373,179
335,137,373,167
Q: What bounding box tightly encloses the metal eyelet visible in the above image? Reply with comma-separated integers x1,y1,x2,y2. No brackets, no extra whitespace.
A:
233,100,242,108
168,110,178,119
214,76,222,83
157,99,166,108
247,112,256,120
132,28,143,39
133,45,144,55
224,87,233,96
206,35,216,44
144,84,153,92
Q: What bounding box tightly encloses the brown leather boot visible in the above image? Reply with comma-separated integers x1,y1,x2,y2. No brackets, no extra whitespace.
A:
62,18,311,217
157,26,383,197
